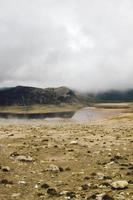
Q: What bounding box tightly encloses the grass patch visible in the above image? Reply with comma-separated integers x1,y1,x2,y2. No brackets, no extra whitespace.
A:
94,102,133,109
0,103,83,114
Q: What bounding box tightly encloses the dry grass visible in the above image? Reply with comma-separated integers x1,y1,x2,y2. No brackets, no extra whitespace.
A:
110,113,133,121
94,102,133,109
0,103,83,114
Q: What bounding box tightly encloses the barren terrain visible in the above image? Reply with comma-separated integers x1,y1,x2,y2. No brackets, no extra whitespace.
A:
0,107,133,200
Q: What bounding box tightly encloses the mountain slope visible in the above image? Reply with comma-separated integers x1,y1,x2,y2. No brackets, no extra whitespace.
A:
0,86,133,106
86,89,133,103
0,86,79,106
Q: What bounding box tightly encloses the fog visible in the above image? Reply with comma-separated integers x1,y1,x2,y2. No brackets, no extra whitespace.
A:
0,0,133,92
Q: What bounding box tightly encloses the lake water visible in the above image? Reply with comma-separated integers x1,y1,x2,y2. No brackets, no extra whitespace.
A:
71,107,121,122
0,107,121,123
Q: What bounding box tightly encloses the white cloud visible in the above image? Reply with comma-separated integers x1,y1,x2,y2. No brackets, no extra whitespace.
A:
0,0,133,92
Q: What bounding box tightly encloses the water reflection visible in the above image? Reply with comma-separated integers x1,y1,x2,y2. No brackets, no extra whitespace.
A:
0,111,75,119
72,107,121,122
0,107,121,123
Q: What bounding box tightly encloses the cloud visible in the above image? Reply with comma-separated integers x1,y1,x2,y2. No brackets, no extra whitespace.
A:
0,0,133,92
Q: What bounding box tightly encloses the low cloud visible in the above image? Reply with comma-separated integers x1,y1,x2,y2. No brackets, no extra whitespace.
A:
0,0,133,92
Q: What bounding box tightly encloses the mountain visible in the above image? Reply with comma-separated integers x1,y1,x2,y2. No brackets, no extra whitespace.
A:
86,89,133,103
0,86,79,106
0,86,133,106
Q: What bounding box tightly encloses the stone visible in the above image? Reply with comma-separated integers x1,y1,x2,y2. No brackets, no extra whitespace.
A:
99,182,110,188
87,193,114,200
96,193,114,200
111,180,128,189
65,167,71,171
14,155,33,162
92,172,105,180
60,190,69,195
47,188,58,196
37,192,45,197
46,164,60,172
41,183,49,189
10,152,19,157
70,141,78,145
87,194,97,200
81,184,90,190
128,180,133,184
35,184,39,189
66,191,76,199
1,166,10,172
0,179,13,185
59,166,64,172
18,180,26,185
102,194,114,200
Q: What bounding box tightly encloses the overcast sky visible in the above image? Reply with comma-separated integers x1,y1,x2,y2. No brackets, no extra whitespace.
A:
0,0,133,92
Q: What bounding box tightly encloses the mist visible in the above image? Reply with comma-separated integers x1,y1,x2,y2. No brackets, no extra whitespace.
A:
0,0,133,92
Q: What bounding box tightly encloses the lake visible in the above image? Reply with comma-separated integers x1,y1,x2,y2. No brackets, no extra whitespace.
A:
0,107,122,123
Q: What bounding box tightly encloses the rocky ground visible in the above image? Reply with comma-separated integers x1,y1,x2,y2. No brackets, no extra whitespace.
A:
0,115,133,200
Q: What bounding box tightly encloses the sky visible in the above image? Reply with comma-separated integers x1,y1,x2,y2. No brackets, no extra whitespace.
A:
0,0,133,92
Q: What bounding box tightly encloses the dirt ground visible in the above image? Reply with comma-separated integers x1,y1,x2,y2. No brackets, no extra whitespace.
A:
0,114,133,200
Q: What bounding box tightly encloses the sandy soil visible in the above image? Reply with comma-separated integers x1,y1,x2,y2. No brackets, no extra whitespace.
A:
0,114,133,200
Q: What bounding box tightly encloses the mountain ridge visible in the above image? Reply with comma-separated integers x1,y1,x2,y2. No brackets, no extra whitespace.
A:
0,85,133,106
0,86,79,106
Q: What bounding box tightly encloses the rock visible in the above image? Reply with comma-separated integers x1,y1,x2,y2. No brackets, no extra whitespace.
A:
65,167,71,171
59,166,64,172
84,176,90,180
87,194,97,200
66,191,76,199
87,193,114,200
60,190,69,195
92,172,105,180
81,184,90,190
103,176,112,180
41,183,49,189
111,180,128,189
68,149,74,152
102,195,114,200
10,152,19,157
46,164,60,173
90,184,98,189
70,141,78,145
47,188,58,196
18,180,26,185
0,179,13,185
37,193,45,197
1,166,10,172
9,134,14,137
35,184,39,189
91,172,112,180
96,193,114,200
14,155,33,162
128,180,133,184
99,182,110,188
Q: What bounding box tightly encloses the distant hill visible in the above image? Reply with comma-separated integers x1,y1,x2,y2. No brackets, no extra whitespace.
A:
0,86,133,106
86,90,133,103
0,86,79,106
